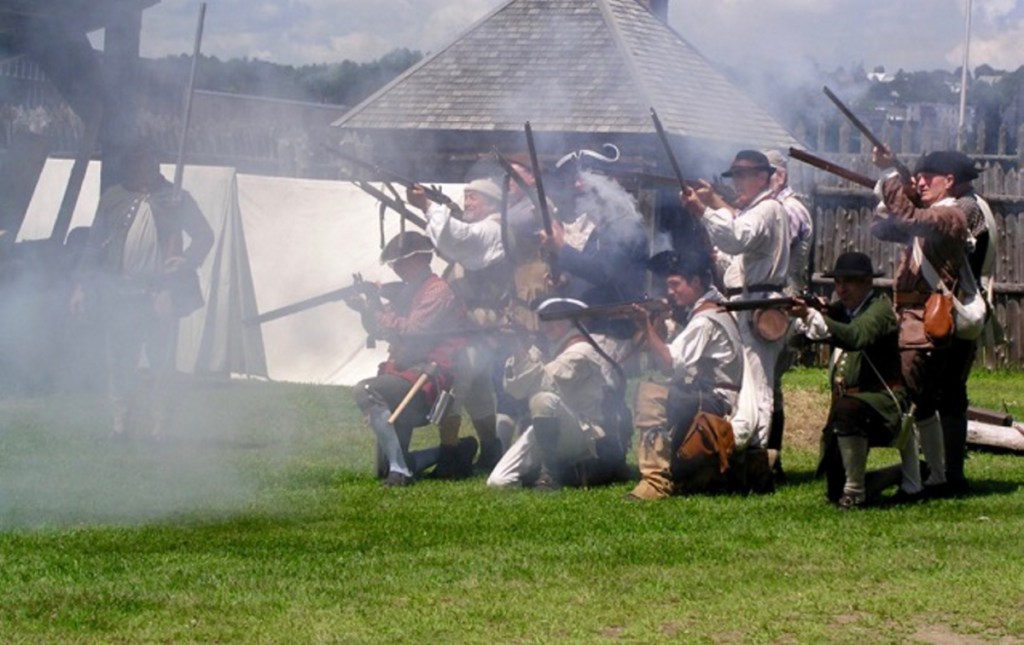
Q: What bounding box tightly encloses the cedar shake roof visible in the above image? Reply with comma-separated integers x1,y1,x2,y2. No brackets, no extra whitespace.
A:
332,0,799,150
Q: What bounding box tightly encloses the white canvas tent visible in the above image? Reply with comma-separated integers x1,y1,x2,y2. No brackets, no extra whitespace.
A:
235,174,460,385
21,159,462,385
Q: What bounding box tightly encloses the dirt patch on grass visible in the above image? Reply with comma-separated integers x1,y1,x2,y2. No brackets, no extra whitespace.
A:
781,387,830,451
910,624,988,644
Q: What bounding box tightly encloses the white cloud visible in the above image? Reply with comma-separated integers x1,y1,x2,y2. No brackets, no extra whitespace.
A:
135,0,1024,73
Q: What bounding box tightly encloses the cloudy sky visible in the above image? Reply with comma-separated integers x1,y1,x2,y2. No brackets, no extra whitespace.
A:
135,0,1024,74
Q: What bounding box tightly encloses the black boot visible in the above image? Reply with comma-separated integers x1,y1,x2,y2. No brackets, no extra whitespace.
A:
942,414,970,495
532,418,562,491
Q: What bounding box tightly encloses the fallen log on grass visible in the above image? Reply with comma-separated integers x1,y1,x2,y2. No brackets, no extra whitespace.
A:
967,420,1024,453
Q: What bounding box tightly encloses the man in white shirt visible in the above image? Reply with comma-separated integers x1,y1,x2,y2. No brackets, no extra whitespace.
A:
628,250,746,500
680,150,790,474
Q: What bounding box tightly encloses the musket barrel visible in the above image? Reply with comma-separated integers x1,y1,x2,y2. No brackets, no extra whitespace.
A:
788,148,876,189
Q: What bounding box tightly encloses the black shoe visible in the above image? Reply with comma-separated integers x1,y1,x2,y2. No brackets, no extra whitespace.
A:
924,481,954,500
946,477,971,497
885,487,928,506
383,471,414,487
837,492,866,510
431,437,478,480
532,469,562,492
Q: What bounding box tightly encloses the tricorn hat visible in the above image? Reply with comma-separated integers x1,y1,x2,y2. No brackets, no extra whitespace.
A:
822,251,884,278
913,150,979,184
380,231,433,264
533,296,587,318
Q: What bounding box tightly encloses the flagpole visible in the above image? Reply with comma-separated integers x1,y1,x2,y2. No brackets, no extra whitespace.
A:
957,0,972,152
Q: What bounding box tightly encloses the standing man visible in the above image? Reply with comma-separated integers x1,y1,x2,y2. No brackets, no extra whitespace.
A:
941,152,997,494
680,150,790,461
627,250,749,500
790,252,923,508
407,179,507,471
70,142,213,440
763,149,814,481
870,148,969,495
347,231,475,486
486,297,628,490
541,146,649,350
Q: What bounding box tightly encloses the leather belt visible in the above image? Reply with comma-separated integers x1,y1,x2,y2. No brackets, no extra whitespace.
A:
844,384,903,395
893,291,930,307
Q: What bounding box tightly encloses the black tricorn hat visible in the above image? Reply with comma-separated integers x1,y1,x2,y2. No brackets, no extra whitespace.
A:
533,296,588,317
822,251,884,278
380,231,433,264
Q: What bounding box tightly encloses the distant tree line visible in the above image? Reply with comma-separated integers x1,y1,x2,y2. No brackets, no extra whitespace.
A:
139,47,424,110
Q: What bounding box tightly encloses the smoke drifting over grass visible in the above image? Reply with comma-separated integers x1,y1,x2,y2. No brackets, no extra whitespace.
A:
0,381,361,530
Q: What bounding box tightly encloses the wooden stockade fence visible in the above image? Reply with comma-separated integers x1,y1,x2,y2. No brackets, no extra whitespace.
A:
789,152,1024,369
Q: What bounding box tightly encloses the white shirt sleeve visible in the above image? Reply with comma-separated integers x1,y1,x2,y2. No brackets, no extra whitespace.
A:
424,204,505,270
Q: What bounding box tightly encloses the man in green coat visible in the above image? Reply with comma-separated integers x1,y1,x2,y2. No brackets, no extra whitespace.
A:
790,252,923,509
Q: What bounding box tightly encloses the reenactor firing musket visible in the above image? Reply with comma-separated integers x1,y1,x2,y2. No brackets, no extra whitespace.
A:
323,144,463,217
537,298,670,323
788,147,876,190
523,121,562,281
245,273,400,330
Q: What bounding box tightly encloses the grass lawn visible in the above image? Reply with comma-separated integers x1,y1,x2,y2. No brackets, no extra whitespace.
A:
1,370,1023,642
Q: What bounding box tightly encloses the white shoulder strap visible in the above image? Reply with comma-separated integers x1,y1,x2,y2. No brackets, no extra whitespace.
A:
913,238,978,302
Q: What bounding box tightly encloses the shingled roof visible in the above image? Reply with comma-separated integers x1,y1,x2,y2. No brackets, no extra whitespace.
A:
332,0,799,152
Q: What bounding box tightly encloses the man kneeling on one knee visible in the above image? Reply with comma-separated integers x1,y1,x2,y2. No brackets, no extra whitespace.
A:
487,297,629,490
788,251,923,509
629,250,766,500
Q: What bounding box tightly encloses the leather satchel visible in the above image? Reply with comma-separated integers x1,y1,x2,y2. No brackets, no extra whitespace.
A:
923,290,954,343
675,412,736,492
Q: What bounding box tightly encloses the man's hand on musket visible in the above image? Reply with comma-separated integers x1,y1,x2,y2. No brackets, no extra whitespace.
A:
680,180,732,216
405,184,430,212
537,218,565,250
786,297,812,321
871,145,896,170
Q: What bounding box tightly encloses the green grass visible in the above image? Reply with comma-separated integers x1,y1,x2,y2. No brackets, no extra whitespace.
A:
1,374,1023,642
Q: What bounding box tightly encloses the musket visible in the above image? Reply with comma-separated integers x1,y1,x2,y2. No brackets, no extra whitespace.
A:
650,107,727,292
323,145,463,216
822,86,913,180
720,295,827,312
245,274,399,326
537,298,670,323
492,146,542,213
788,148,876,190
523,121,561,280
352,180,428,229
